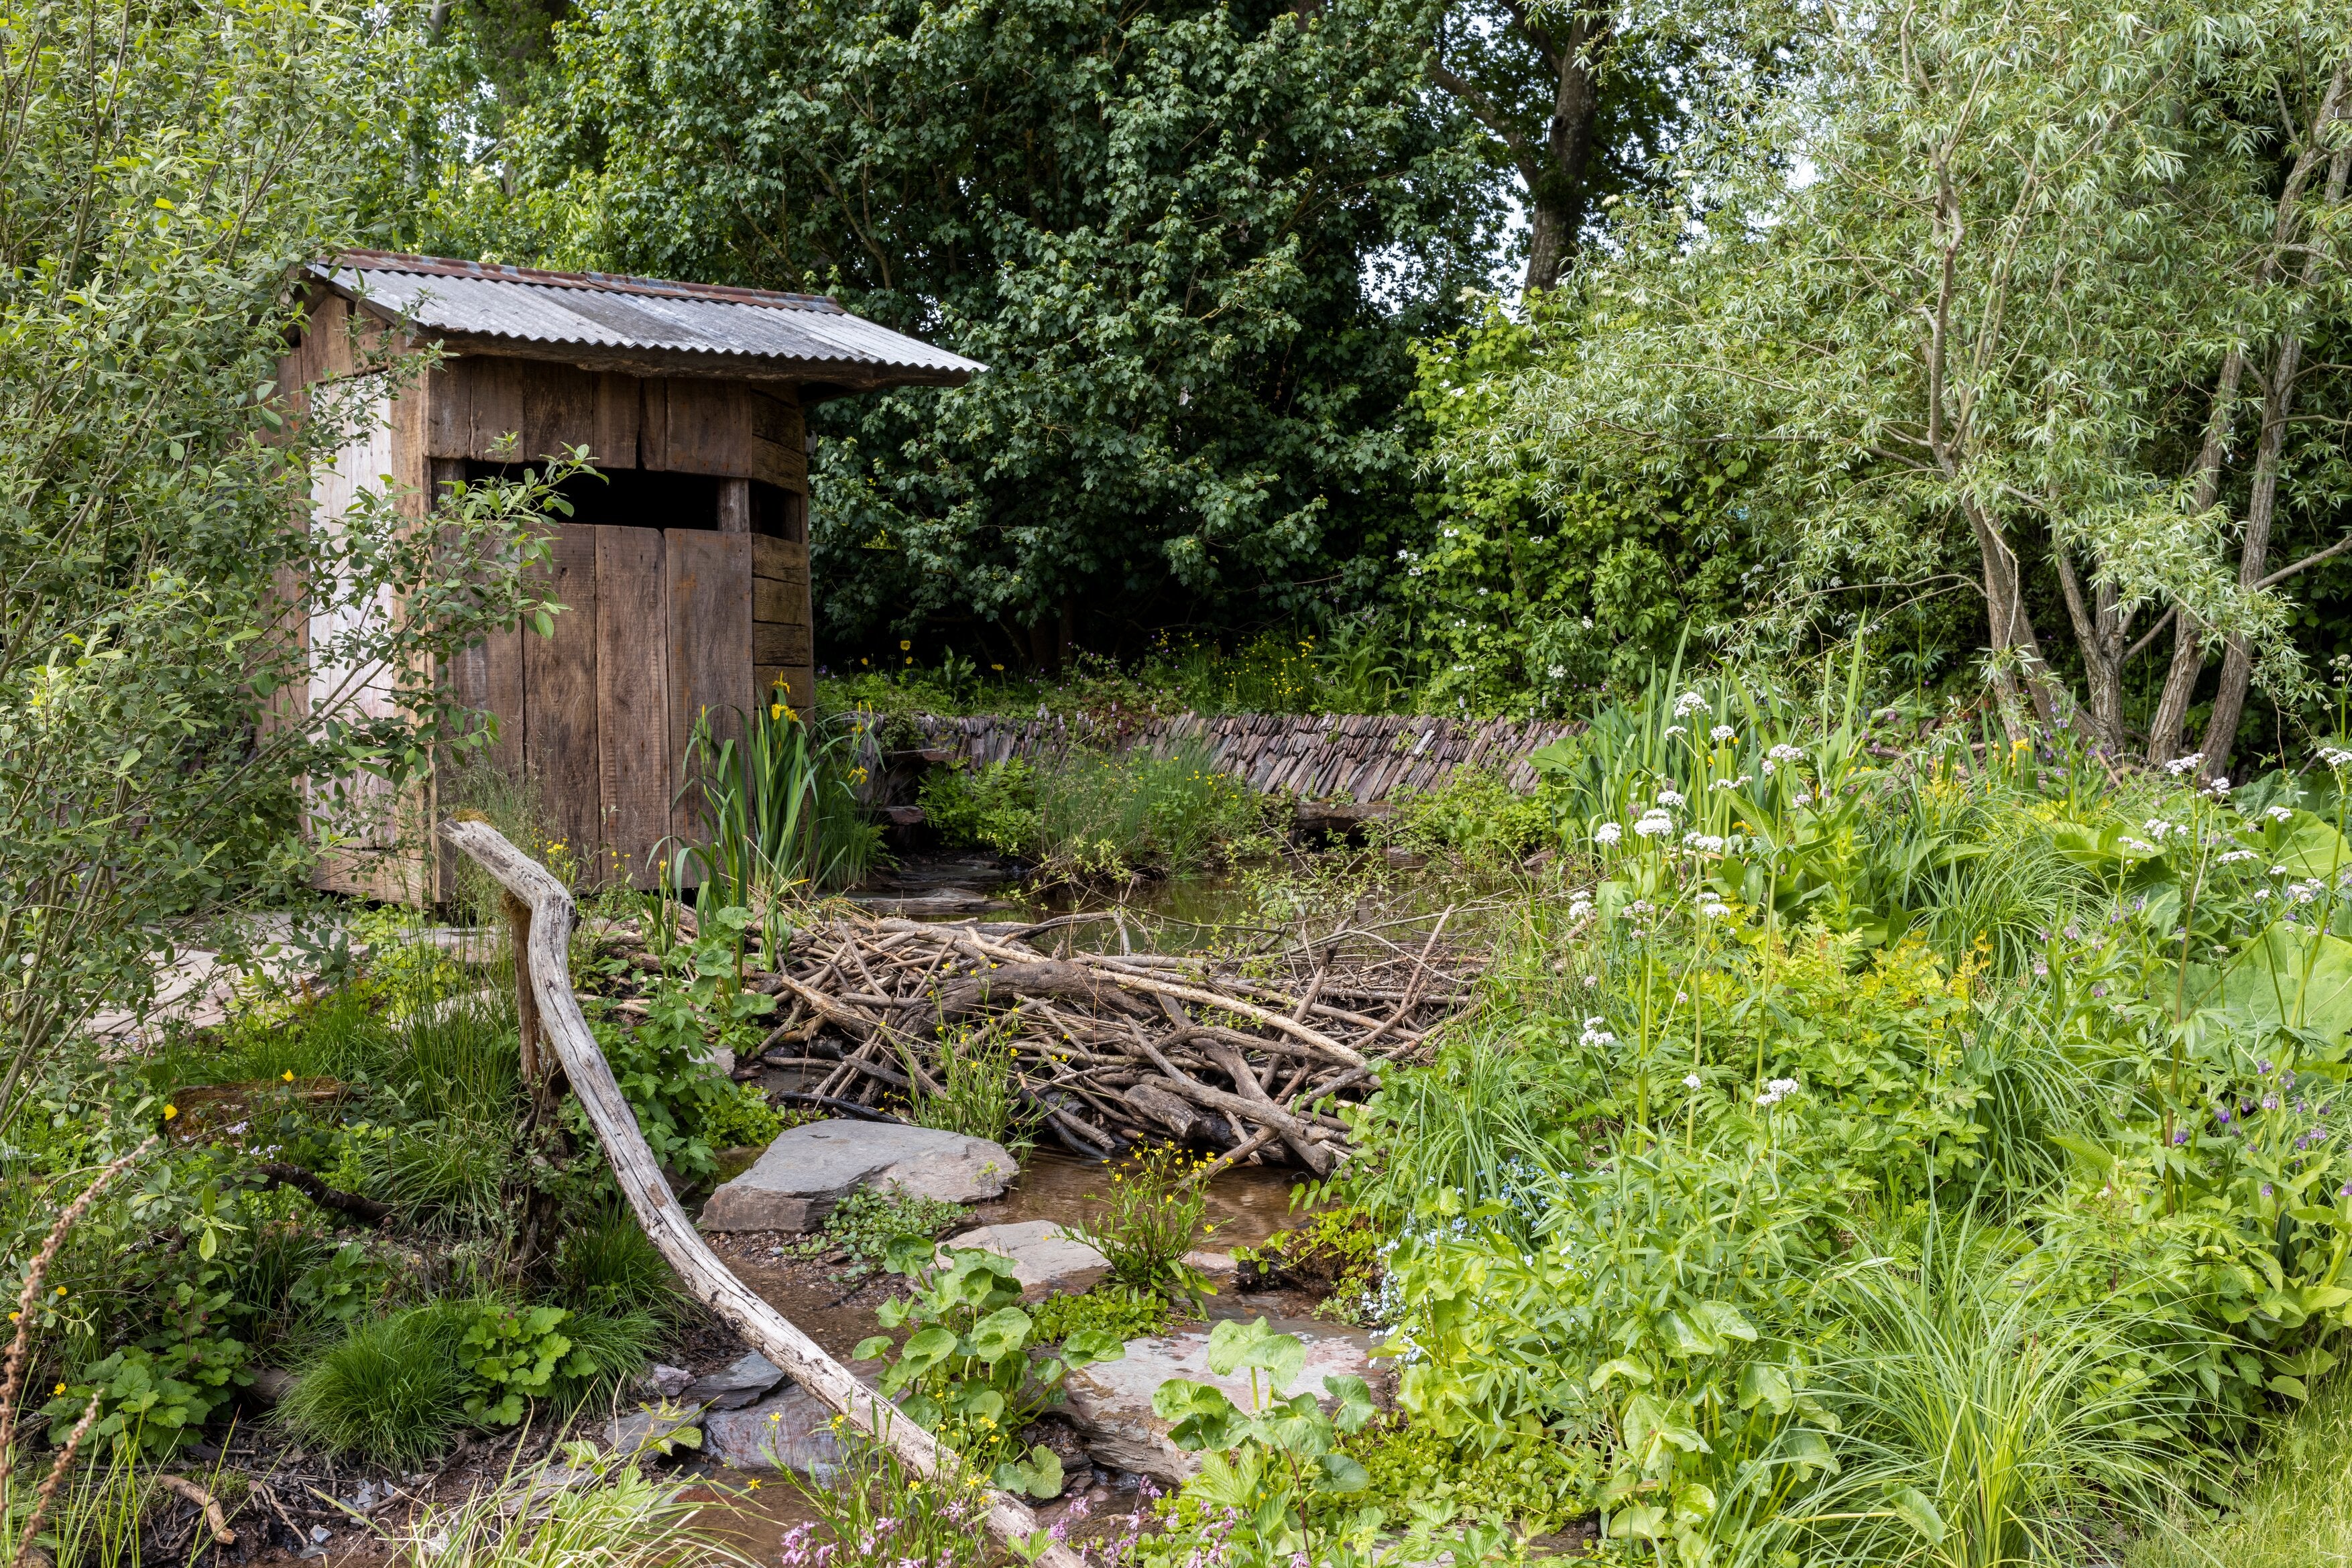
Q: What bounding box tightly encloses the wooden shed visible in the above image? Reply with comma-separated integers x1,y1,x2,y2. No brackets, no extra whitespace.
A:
278,251,982,902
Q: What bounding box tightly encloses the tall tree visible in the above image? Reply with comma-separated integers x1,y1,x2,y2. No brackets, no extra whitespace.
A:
1462,0,2352,747
422,0,1503,664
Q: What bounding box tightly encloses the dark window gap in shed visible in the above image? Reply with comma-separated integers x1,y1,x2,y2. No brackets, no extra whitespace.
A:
461,463,801,540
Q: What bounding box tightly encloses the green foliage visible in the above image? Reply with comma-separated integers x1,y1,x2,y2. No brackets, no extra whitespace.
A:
430,0,1504,653
1149,1317,1385,1564
1382,766,1557,867
1327,1419,1602,1536
280,1303,474,1467
1403,301,1761,715
42,1335,249,1461
697,1081,785,1153
1028,1284,1172,1345
457,1301,594,1425
1234,1209,1386,1324
676,703,885,901
785,1185,967,1274
920,760,1043,859
595,913,777,1181
1075,1145,1218,1301
856,1243,1125,1495
904,1028,1032,1154
381,1447,756,1568
782,1433,999,1568
2132,1370,2352,1568
924,741,1262,878
552,1207,679,1317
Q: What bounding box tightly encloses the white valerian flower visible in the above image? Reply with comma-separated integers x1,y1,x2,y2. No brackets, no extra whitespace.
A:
1698,898,1730,918
1656,788,1687,808
1710,723,1735,742
1683,1073,1703,1090
1547,665,1567,680
1755,1077,1801,1107
2119,837,2158,854
1594,821,1623,845
1761,760,1775,775
2288,880,2323,904
1674,691,1709,717
2320,746,2352,770
1634,810,1674,837
2266,804,2295,822
2208,776,2233,795
1580,616,1594,629
2218,849,2257,864
2143,819,2175,839
1794,790,1813,806
2271,864,2290,876
1767,743,1805,764
1580,1016,1616,1048
2253,888,2272,901
2163,751,2206,776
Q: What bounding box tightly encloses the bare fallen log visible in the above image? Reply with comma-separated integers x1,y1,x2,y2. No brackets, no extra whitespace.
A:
437,819,1082,1568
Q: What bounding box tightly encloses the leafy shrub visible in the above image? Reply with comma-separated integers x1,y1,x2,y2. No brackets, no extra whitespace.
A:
854,1243,1125,1496
1075,1144,1218,1301
1235,1209,1385,1323
921,759,1043,857
1382,766,1556,866
906,1026,1032,1152
1324,1417,1602,1536
697,1080,785,1151
458,1301,596,1425
1029,1283,1171,1343
784,1185,967,1274
280,1302,473,1466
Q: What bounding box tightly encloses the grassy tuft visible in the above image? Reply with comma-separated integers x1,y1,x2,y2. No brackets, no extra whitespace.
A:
280,1302,472,1466
2131,1372,2352,1568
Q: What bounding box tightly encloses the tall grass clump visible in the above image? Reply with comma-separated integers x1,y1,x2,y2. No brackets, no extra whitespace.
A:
279,1302,473,1467
678,701,885,901
384,1455,755,1568
922,737,1259,877
552,1206,681,1317
904,1025,1030,1151
1781,1235,2196,1568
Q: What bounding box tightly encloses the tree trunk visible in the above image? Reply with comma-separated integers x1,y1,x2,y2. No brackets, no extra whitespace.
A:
1966,504,2060,729
2197,336,2304,780
1524,19,1601,294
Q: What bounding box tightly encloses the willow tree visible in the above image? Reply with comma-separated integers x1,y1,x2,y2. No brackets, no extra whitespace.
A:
1486,0,2351,756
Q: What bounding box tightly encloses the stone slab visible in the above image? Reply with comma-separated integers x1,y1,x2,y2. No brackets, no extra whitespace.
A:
604,1402,705,1457
703,1383,847,1478
946,1221,1110,1302
699,1120,1016,1232
685,1350,785,1410
1061,1318,1380,1483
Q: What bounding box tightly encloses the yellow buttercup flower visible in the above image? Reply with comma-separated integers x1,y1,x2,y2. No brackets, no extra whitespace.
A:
282,1070,295,1082
162,1104,178,1120
53,1383,64,1396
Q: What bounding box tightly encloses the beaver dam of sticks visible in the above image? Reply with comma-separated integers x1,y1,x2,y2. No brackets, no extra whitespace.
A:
587,906,1484,1171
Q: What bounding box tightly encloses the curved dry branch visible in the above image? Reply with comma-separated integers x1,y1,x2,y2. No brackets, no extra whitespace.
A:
436,819,1078,1568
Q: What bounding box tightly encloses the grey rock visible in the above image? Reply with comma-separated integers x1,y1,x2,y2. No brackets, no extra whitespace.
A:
945,1221,1110,1302
1182,1249,1238,1279
699,1120,1017,1233
703,1384,847,1478
245,1366,296,1406
1061,1319,1380,1483
686,1351,785,1410
640,1363,694,1399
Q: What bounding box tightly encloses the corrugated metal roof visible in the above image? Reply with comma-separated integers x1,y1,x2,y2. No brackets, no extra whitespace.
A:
308,251,984,383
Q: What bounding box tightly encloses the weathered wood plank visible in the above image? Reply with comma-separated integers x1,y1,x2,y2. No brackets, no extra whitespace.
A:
754,621,811,668
595,526,670,890
523,524,602,876
666,529,753,857
717,477,752,534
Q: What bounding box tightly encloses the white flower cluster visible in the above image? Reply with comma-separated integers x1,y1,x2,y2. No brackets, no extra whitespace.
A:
2119,837,2158,855
1710,775,1752,790
1568,889,1595,921
1683,1073,1704,1090
2143,819,2180,839
1698,896,1730,919
1580,1016,1616,1049
1656,788,1687,808
2288,880,2325,905
2266,804,2295,823
1634,809,1675,837
1673,691,1709,718
1767,743,1805,764
1710,723,1735,742
1684,831,1726,853
2217,849,2258,864
2320,746,2352,770
1756,1077,1801,1107
2163,751,2205,776
1594,821,1624,845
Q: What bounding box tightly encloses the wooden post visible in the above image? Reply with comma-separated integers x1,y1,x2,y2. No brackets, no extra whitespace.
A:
715,476,752,534
436,819,1080,1568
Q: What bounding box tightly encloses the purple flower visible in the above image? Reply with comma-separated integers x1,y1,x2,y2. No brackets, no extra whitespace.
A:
2174,1129,2190,1145
2259,1059,2274,1075
2217,1107,2233,1124
2261,1183,2275,1197
2263,1095,2280,1111
2092,983,2108,998
2341,1182,2352,1198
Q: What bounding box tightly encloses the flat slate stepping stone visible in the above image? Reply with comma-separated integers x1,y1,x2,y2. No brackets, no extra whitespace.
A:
944,1221,1110,1301
699,1119,1017,1232
703,1383,848,1477
1061,1317,1381,1482
685,1350,786,1410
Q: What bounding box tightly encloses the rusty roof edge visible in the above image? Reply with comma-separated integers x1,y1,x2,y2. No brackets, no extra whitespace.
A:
312,252,849,314
310,263,986,379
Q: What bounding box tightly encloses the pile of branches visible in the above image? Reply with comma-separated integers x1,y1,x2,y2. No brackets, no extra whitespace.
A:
719,909,1483,1172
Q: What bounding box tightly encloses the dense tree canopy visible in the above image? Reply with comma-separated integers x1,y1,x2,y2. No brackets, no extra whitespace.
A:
422,0,1507,665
